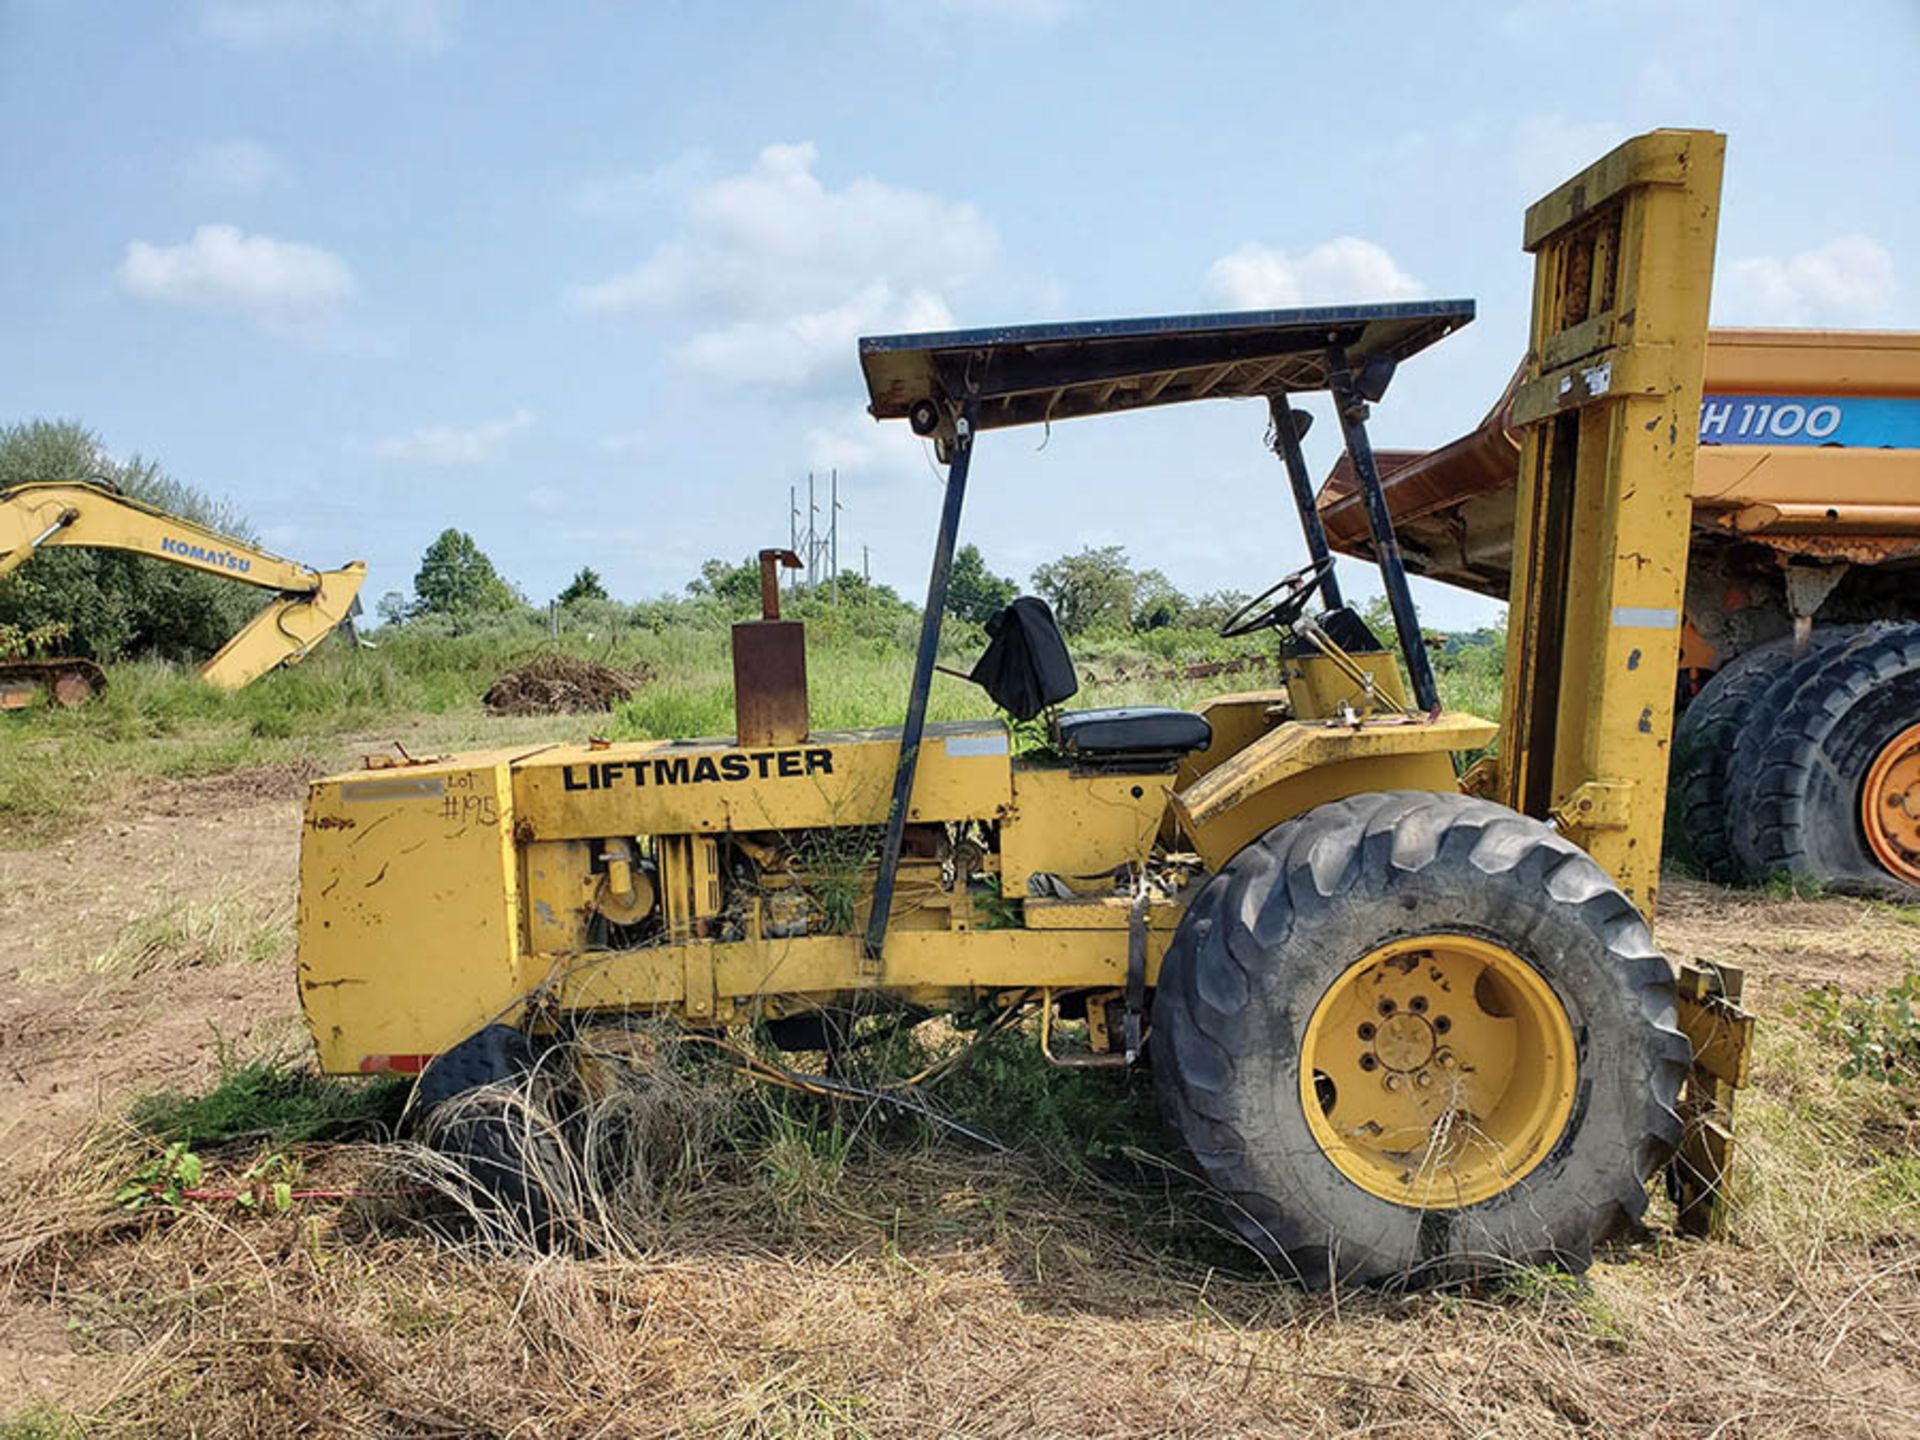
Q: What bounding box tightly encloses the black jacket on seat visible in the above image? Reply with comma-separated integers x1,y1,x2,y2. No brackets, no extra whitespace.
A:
969,597,1078,721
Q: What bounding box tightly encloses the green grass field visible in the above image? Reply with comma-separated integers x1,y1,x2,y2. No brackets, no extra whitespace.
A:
0,601,1505,837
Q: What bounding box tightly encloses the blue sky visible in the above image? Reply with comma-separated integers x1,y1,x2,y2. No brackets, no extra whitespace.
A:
3,0,1915,629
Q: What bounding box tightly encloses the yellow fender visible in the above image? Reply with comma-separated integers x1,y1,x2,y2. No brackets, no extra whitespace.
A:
1171,712,1498,869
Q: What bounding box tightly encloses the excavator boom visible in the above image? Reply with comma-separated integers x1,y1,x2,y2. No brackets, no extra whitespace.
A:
0,479,366,701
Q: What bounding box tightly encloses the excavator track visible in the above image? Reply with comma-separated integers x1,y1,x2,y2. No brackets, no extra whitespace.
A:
0,658,108,709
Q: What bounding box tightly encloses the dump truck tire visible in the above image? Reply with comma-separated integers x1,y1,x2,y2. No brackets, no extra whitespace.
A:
1673,638,1820,880
1724,624,1899,884
1152,791,1688,1288
1736,622,1920,895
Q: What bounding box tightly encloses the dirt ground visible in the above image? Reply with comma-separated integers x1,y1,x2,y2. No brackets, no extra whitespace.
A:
0,766,325,1152
0,770,292,1409
3,771,1919,1437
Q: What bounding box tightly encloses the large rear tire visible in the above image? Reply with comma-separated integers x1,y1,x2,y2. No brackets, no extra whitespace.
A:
1737,623,1920,896
1152,791,1687,1288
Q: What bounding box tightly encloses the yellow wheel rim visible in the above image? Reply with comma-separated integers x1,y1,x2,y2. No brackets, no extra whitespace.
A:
1862,721,1920,886
1299,933,1578,1209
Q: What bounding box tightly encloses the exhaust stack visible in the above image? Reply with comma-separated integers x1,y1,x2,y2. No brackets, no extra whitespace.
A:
732,548,808,747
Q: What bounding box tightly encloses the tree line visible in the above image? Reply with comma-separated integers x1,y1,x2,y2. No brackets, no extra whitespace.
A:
3,416,1256,667
0,420,264,664
387,530,1249,640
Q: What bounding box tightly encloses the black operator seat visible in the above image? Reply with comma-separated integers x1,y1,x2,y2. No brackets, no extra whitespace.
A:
1054,707,1212,767
968,596,1212,765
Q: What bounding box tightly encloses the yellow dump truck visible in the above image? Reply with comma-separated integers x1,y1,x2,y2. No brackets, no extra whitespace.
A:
1319,330,1920,895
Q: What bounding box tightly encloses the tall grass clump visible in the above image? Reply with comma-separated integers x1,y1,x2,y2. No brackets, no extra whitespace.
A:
130,1053,409,1147
377,1027,738,1255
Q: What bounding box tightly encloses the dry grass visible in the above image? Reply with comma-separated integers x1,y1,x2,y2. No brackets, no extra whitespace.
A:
5,892,1920,1438
5,1155,1917,1436
86,890,292,980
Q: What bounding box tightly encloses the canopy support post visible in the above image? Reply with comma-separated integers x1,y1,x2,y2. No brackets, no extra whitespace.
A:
865,398,979,969
1269,394,1344,611
1326,346,1440,712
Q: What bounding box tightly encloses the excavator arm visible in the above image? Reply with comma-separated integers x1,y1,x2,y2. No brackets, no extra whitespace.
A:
0,480,366,692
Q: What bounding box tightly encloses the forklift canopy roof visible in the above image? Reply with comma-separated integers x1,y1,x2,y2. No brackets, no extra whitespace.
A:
860,300,1474,432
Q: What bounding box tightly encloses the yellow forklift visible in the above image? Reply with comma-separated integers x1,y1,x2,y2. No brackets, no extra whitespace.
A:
297,130,1747,1284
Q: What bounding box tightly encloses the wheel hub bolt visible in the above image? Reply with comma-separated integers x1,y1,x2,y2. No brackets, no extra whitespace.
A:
1415,1071,1433,1088
1384,1073,1403,1092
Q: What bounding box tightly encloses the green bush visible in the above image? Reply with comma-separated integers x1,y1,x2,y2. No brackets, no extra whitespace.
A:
0,1405,79,1440
1804,969,1920,1083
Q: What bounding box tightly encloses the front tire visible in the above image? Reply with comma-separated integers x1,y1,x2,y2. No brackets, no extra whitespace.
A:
411,1024,563,1249
1152,791,1688,1288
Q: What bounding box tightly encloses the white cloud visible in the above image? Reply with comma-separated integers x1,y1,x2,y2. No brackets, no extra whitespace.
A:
198,0,458,50
680,283,954,389
1717,236,1899,326
186,139,288,193
598,430,649,456
805,407,935,483
572,141,997,388
118,224,354,327
371,409,532,465
1206,238,1425,309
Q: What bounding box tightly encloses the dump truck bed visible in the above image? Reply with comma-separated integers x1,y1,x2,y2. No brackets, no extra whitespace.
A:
1318,328,1920,594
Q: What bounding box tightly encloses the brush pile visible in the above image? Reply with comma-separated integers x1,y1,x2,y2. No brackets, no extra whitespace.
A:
482,654,651,715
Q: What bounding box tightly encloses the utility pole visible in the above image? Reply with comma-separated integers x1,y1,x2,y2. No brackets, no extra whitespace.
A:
789,484,800,595
806,472,818,589
863,544,870,585
830,468,840,607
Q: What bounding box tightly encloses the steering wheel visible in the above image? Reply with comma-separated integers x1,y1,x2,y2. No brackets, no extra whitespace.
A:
1218,556,1337,639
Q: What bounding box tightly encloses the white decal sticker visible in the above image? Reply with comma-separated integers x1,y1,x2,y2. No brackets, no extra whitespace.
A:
341,775,446,801
946,733,1011,758
1611,606,1678,630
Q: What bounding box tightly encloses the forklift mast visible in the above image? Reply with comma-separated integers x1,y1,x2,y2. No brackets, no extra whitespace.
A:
1496,129,1726,914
